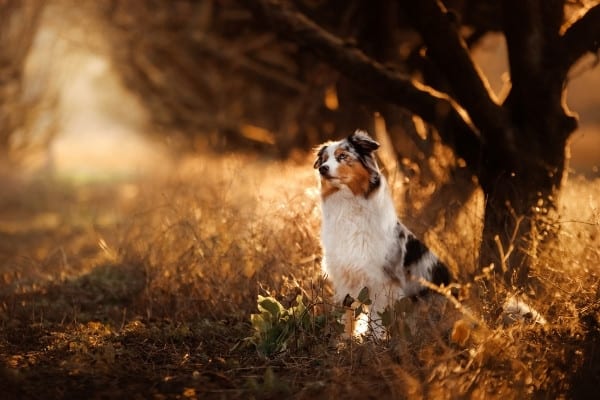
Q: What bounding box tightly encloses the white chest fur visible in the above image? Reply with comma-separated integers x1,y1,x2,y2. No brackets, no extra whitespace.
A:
320,180,398,300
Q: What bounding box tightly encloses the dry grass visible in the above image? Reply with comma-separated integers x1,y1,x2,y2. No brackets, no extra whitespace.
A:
0,153,599,399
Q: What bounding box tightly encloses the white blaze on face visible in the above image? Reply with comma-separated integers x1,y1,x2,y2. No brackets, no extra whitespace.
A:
320,143,342,178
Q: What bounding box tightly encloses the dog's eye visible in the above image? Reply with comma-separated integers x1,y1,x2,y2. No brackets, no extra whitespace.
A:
337,153,348,162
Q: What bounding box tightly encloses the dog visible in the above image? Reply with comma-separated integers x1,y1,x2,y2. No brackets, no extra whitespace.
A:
314,130,450,337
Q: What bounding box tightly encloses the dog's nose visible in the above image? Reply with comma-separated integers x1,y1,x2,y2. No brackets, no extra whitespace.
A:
319,165,329,176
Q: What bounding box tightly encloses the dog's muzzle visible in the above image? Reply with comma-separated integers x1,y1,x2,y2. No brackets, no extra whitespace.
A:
319,165,329,177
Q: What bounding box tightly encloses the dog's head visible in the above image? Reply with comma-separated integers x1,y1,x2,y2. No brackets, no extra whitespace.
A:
313,130,381,198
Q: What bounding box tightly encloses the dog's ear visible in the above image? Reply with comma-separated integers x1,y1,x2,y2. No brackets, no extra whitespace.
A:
348,130,379,154
313,145,327,169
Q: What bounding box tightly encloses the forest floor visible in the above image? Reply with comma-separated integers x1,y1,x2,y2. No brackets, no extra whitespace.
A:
0,153,599,399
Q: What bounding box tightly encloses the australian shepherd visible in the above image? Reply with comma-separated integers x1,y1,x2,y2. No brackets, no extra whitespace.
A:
314,130,450,337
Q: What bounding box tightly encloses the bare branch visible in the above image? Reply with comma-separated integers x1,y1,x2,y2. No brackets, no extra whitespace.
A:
561,3,600,75
399,0,507,139
189,33,307,93
247,0,481,169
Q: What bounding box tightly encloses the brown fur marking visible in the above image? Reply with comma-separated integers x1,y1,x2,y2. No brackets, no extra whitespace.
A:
338,161,371,196
333,147,346,158
320,177,339,198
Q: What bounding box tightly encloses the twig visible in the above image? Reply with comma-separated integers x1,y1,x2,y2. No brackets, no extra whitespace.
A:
418,278,481,326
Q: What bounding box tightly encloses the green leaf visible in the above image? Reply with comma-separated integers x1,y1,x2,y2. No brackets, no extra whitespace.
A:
394,297,414,315
250,312,274,338
290,295,310,328
357,287,371,304
343,294,354,307
314,315,326,329
354,305,364,318
258,296,284,319
290,295,305,317
378,307,392,328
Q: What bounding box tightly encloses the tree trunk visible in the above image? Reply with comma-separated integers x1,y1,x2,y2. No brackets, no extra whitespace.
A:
475,0,582,286
478,96,576,286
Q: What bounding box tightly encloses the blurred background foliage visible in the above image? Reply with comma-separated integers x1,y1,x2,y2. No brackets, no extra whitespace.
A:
0,0,598,174
0,0,49,163
1,2,599,397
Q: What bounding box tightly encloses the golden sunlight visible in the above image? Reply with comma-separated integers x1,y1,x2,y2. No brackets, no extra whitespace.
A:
23,8,167,181
1,1,599,399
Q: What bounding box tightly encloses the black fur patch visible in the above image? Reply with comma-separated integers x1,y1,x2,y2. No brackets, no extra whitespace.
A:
347,131,380,154
416,261,451,297
313,145,327,169
403,235,428,267
366,162,381,190
431,261,450,286
343,131,382,197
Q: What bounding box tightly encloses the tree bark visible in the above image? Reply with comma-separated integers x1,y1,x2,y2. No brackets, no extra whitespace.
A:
472,0,578,284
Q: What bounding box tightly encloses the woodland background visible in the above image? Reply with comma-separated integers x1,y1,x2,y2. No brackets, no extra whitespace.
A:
1,1,599,399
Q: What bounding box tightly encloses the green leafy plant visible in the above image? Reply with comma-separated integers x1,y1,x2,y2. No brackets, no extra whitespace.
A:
354,286,373,318
248,294,313,357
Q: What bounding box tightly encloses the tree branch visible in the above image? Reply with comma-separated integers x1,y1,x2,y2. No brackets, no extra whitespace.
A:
189,33,307,93
247,0,482,169
561,3,600,75
399,0,507,140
